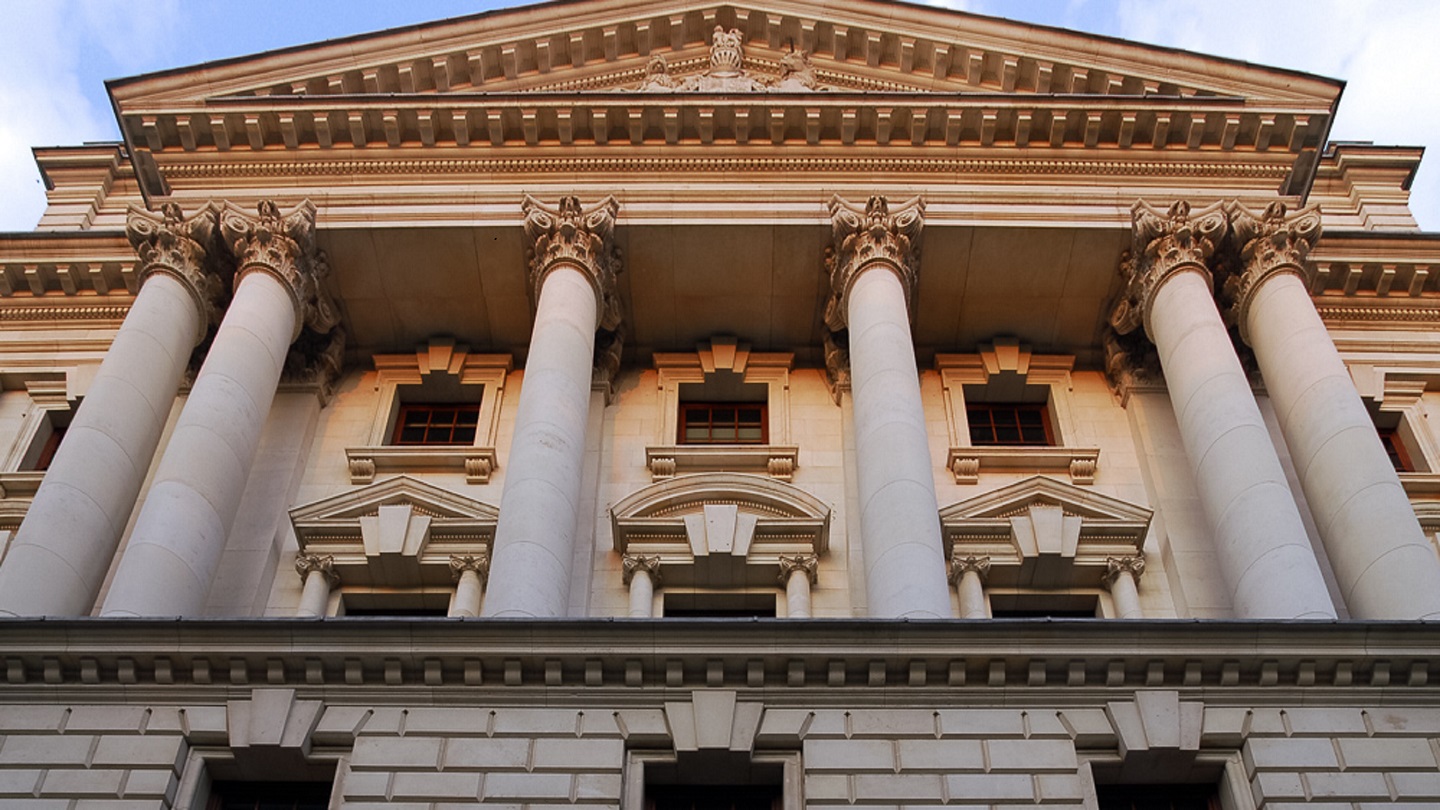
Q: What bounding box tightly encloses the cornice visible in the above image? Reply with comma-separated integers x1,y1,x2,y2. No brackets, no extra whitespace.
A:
0,619,1433,696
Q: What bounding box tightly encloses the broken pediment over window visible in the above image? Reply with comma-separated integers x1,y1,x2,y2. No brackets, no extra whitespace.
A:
610,472,830,587
633,27,830,92
288,475,497,588
939,475,1152,589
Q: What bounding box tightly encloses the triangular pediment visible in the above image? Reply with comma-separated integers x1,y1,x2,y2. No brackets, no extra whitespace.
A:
111,0,1339,108
940,475,1153,525
289,475,498,524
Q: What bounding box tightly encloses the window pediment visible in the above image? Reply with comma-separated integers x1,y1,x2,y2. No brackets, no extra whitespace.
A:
611,473,829,587
940,475,1151,588
288,475,496,588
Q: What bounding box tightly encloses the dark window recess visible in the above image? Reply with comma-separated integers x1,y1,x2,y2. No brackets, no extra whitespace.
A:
392,403,480,446
342,607,449,617
647,784,783,810
1095,783,1221,810
990,608,1097,619
679,402,767,444
33,425,65,471
664,606,777,618
967,403,1053,446
1379,427,1414,472
207,781,333,810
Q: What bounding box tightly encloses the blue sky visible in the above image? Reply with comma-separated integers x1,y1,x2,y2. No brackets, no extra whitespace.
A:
2,0,1437,230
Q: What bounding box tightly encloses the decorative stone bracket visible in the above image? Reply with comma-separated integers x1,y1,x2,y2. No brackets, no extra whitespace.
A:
346,446,498,484
646,445,799,481
946,446,1100,485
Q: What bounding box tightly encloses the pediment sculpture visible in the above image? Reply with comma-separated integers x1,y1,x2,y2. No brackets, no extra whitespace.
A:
634,25,829,92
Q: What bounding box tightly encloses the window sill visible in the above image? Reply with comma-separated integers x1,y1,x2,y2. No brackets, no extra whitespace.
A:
0,471,44,499
1400,471,1440,497
946,446,1101,485
345,446,498,484
645,444,799,481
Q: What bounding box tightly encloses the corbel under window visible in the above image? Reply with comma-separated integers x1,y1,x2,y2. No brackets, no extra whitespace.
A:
937,339,1100,485
647,336,798,481
345,338,511,484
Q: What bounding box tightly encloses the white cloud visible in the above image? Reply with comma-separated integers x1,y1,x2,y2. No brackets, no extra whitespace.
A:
1109,0,1440,229
0,2,114,231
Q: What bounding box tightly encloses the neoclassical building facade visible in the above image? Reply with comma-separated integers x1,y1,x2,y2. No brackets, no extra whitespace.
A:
0,1,1438,808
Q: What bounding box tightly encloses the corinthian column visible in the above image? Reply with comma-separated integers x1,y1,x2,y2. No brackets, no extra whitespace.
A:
1227,203,1440,618
948,555,990,619
623,555,660,618
1102,556,1145,619
103,200,339,617
1111,200,1334,619
0,203,223,616
826,195,951,618
483,196,622,618
778,554,818,618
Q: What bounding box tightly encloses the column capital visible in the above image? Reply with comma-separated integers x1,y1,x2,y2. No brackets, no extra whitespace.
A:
948,554,991,584
1110,199,1228,340
1102,555,1146,589
1223,201,1323,344
823,195,925,331
219,199,341,341
522,195,623,332
126,201,225,344
449,553,490,582
778,554,819,585
295,553,339,587
622,554,662,585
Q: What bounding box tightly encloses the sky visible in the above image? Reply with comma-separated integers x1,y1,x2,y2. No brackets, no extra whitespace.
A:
1,0,1437,231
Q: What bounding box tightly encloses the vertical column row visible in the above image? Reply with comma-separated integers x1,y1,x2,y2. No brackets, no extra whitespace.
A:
0,204,223,616
1111,201,1337,620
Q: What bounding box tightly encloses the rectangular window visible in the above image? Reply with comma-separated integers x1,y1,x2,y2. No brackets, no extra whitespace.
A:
391,403,480,446
1095,783,1220,810
967,403,1053,446
32,424,65,471
679,402,767,445
207,780,333,810
1378,427,1414,472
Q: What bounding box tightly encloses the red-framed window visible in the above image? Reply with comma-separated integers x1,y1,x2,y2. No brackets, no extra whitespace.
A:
966,403,1053,446
1378,427,1415,473
33,425,65,471
391,403,480,446
678,402,767,444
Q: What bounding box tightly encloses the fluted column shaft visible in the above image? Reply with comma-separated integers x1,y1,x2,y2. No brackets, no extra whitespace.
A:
1232,206,1440,618
484,196,621,618
103,270,296,616
0,205,218,616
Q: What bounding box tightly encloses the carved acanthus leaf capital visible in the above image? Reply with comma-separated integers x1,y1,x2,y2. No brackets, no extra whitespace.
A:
449,554,490,582
622,554,662,585
219,200,340,341
126,201,225,343
1223,201,1322,343
1102,556,1146,589
824,195,925,331
295,553,338,586
948,555,991,584
1109,199,1228,340
778,554,819,585
522,195,623,332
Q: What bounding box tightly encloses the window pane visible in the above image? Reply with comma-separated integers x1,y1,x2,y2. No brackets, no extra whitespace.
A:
678,402,768,445
393,403,482,446
968,404,1053,447
453,426,477,444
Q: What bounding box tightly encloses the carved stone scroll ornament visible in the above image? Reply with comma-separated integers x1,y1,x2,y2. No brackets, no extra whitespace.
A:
294,553,339,587
1108,200,1229,340
219,199,345,398
633,27,830,92
777,554,819,585
823,195,925,332
521,195,623,332
1223,201,1322,343
125,201,226,343
1102,555,1146,589
449,553,490,582
947,555,991,584
622,554,663,586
